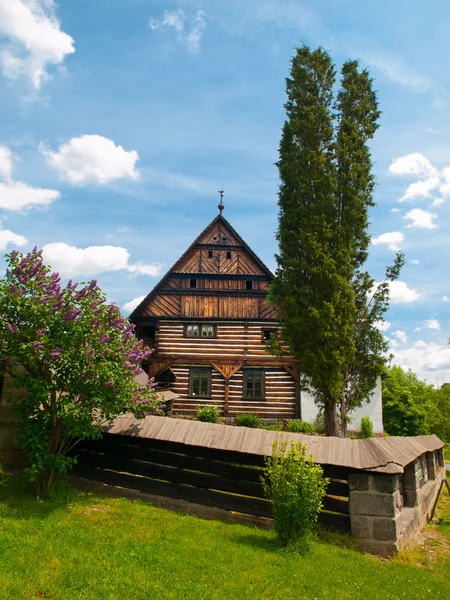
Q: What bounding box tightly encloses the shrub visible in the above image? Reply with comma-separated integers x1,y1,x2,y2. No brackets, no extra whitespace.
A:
261,422,282,431
262,439,328,551
196,405,220,423
360,416,374,439
235,413,262,428
286,420,315,434
314,412,325,434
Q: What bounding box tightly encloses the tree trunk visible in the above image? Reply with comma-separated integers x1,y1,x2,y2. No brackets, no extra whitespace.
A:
324,402,340,436
340,398,347,438
38,418,61,496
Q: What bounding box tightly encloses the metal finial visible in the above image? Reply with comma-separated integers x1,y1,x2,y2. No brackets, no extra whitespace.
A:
218,188,225,215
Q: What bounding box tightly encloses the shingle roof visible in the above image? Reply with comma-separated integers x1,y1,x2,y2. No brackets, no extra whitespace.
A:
101,415,444,474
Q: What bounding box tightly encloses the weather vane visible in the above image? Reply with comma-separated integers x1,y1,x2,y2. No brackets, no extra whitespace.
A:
218,188,225,215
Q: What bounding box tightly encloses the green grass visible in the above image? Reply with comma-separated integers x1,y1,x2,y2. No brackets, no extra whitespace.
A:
1,471,450,600
444,444,450,463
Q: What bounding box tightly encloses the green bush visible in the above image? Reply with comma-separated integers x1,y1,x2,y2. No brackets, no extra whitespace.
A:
235,413,262,428
262,440,328,552
261,422,282,431
196,405,220,423
286,420,315,434
360,416,374,439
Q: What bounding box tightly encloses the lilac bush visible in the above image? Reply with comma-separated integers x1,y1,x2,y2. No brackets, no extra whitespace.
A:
0,248,162,494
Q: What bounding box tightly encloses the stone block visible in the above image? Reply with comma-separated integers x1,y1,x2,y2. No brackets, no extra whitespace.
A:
350,491,397,517
358,539,399,557
349,473,370,491
372,515,401,541
350,515,373,539
372,474,399,494
403,461,419,490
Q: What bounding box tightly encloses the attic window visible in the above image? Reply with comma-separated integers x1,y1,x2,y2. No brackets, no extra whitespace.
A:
190,279,197,288
246,280,253,290
223,237,227,241
208,251,213,258
262,328,278,342
226,251,232,259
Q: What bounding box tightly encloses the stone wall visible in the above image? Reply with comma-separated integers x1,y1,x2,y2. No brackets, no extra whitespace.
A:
349,448,446,556
0,374,28,468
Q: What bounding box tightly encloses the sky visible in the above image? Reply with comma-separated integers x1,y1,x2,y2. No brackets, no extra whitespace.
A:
0,0,449,384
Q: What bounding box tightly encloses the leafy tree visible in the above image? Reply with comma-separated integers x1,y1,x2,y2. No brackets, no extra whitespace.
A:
382,365,450,440
269,45,403,436
0,248,161,494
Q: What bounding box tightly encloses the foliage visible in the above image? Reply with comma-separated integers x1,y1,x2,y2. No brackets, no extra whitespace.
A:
0,248,161,494
359,416,374,439
286,420,316,434
269,45,403,437
235,413,262,428
382,365,450,440
260,422,283,431
262,439,328,551
196,404,220,423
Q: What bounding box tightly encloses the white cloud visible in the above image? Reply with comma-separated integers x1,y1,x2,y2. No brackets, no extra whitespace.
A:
0,145,13,181
149,8,206,53
42,243,161,278
362,52,432,93
0,0,75,89
442,295,450,303
414,327,421,332
389,153,437,178
400,176,440,202
390,341,450,384
387,280,420,304
410,259,420,265
0,181,60,211
403,208,438,229
393,330,408,344
372,231,404,251
41,135,140,186
375,320,391,332
0,221,27,250
122,295,146,314
425,319,440,330
391,208,401,213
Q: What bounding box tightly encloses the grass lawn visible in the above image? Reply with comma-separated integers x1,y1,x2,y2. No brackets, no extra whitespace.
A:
1,470,450,600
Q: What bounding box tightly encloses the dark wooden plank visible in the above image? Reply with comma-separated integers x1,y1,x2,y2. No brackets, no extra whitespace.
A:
72,465,273,518
77,439,264,483
317,511,351,532
321,465,355,481
101,433,266,467
75,450,265,498
326,480,349,498
322,496,349,515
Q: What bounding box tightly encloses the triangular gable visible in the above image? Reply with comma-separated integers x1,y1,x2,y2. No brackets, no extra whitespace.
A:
130,214,274,320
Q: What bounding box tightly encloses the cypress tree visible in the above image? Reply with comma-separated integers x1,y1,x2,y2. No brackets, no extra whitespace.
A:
270,46,403,436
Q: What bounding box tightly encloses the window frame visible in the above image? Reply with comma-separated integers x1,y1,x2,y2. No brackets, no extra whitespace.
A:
245,280,253,290
189,278,197,288
261,328,278,343
243,369,265,401
188,367,212,398
183,323,217,338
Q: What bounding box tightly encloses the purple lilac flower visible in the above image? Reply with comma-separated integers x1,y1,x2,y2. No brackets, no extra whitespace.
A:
87,349,95,358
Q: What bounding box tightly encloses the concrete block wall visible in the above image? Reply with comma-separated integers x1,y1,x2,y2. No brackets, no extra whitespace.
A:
349,450,446,557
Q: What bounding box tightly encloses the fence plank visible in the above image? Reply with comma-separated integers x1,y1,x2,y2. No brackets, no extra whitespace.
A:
76,450,265,498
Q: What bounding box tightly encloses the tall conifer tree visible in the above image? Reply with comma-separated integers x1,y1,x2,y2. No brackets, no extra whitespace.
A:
270,46,403,436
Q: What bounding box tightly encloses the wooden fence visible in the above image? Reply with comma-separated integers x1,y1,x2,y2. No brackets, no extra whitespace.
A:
72,433,352,532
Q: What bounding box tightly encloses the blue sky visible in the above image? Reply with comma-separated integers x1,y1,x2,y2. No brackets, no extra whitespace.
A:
0,0,449,383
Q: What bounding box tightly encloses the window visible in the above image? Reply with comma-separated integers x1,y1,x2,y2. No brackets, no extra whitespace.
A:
201,325,214,338
184,324,216,338
189,368,212,397
186,324,199,337
226,251,232,259
190,279,197,288
246,280,253,290
208,250,213,258
262,328,278,342
243,370,265,400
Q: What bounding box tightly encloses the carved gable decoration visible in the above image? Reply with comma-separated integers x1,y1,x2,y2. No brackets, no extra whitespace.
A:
131,214,274,321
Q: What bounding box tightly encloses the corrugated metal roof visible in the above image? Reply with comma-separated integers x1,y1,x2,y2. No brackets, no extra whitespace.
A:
101,415,444,474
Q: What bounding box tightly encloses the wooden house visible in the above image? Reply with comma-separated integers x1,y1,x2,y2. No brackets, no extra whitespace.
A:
130,201,299,420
